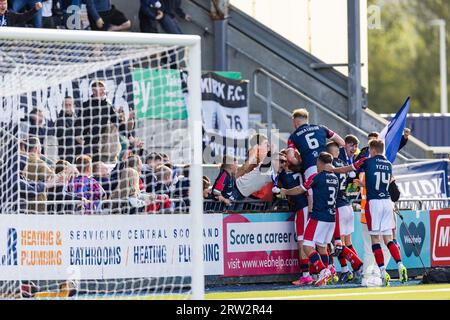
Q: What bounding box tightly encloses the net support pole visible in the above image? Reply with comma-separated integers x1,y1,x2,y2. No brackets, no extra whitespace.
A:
347,0,362,127
187,36,205,300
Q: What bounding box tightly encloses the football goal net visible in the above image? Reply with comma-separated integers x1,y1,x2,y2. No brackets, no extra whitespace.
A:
0,27,204,299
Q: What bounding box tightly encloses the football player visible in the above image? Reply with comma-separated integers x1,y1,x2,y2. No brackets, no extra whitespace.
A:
281,152,345,286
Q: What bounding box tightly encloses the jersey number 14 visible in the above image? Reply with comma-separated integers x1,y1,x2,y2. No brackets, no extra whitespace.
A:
374,172,391,191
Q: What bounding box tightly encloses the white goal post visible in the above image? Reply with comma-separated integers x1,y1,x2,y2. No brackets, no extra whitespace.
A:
0,27,204,299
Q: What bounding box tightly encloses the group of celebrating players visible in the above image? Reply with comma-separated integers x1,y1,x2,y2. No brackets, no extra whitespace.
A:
209,106,408,287
269,108,407,287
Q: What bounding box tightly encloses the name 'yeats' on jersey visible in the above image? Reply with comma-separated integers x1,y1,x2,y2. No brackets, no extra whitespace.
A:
288,124,335,171
309,171,339,223
360,155,392,200
332,158,350,208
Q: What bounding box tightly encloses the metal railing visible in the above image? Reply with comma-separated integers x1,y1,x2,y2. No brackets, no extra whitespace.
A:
2,198,291,215
2,197,187,215
395,198,450,211
252,68,410,162
5,197,448,215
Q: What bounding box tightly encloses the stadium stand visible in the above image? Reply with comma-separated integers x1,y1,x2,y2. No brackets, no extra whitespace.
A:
1,0,449,301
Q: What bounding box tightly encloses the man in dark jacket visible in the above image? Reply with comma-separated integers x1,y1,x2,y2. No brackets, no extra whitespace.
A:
139,0,160,33
85,0,130,31
355,128,410,162
75,80,120,162
157,0,191,34
398,128,410,151
56,96,82,163
0,0,42,27
355,132,379,161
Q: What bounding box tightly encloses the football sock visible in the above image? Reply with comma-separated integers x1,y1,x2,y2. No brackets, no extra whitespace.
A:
372,243,385,268
309,251,325,273
342,246,363,271
387,241,402,264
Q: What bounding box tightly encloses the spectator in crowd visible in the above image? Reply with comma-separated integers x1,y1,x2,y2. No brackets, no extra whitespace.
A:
160,152,170,163
100,110,121,164
153,164,173,196
41,0,55,28
356,128,410,162
19,138,29,170
157,0,191,34
339,135,359,166
203,175,211,199
16,161,64,214
86,0,131,31
143,151,162,172
23,136,55,184
232,149,281,202
67,155,106,213
22,136,56,212
172,164,190,209
399,128,410,151
211,155,237,206
143,151,162,192
92,161,114,198
125,154,145,191
139,0,160,33
355,132,379,161
146,164,171,213
117,106,144,158
153,0,191,68
1,0,43,27
56,96,82,164
46,159,81,213
237,133,275,202
111,168,154,214
27,108,48,154
237,133,270,178
76,80,120,162
50,0,64,27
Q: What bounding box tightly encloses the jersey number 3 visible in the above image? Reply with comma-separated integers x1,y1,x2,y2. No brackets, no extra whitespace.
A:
328,187,336,206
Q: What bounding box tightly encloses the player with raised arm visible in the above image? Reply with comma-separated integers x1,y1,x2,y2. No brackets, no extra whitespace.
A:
347,139,407,286
326,142,364,283
286,108,345,180
280,152,339,287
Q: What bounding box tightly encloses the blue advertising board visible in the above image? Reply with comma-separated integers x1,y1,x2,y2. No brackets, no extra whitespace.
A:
334,211,431,272
387,210,431,270
393,160,449,199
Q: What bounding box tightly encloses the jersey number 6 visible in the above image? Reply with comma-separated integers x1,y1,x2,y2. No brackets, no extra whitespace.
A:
305,132,319,149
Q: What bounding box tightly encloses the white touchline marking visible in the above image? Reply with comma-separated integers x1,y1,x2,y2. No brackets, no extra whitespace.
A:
228,288,450,300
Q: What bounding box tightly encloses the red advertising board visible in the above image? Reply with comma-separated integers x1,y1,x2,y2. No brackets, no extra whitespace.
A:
430,209,450,267
222,213,301,277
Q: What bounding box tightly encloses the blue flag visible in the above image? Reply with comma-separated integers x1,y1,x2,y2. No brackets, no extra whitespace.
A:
379,97,410,163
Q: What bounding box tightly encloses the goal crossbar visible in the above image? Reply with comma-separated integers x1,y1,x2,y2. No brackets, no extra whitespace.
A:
0,27,204,300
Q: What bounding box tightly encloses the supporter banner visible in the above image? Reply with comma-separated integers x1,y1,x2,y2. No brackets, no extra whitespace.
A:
222,213,300,277
202,72,249,163
393,160,449,199
132,68,187,120
1,62,134,127
0,214,223,280
430,209,450,267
